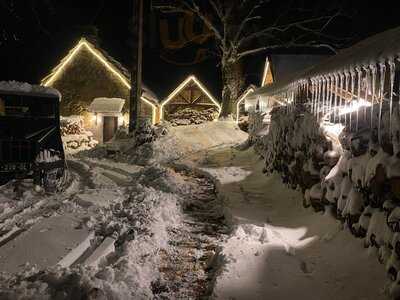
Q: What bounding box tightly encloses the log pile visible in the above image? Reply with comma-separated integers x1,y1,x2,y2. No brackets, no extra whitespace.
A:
238,116,249,132
60,117,97,151
167,108,218,126
260,104,400,298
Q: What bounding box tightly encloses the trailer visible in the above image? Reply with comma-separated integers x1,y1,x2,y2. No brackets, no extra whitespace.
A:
0,82,65,191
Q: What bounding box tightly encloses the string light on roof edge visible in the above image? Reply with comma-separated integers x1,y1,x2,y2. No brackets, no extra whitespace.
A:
160,75,221,120
41,38,157,124
236,88,255,123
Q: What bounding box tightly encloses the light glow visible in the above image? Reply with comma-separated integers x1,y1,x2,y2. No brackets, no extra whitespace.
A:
236,87,255,123
160,75,221,120
41,38,157,124
141,96,157,124
338,98,371,116
322,122,345,138
91,113,97,125
261,57,271,86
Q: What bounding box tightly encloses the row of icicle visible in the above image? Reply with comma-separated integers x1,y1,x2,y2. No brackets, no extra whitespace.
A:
271,58,398,141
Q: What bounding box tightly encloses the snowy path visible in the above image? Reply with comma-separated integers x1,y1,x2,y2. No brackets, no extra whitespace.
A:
199,147,388,300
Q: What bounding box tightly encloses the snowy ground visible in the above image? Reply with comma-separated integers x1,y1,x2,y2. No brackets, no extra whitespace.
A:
0,121,389,299
0,121,244,299
198,147,388,300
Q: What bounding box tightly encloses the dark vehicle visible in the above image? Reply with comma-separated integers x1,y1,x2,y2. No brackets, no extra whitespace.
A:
0,87,65,191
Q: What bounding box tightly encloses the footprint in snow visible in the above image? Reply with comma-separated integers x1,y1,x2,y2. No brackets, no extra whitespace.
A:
300,260,313,274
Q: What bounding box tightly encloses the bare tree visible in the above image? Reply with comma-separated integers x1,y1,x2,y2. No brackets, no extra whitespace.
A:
156,0,346,118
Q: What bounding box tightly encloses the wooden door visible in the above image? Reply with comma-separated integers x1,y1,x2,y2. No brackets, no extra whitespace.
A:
103,116,118,142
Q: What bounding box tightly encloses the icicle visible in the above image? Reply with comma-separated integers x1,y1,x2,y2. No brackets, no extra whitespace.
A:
318,77,323,121
344,71,350,126
370,64,377,129
314,79,318,114
326,76,330,117
334,74,339,122
321,77,326,117
356,67,362,131
389,58,395,136
326,76,331,119
311,80,315,114
310,81,313,113
338,73,344,123
329,75,335,115
363,66,371,124
324,76,329,118
378,62,386,143
292,89,295,112
350,70,356,131
320,78,324,116
316,78,320,120
315,79,319,115
293,84,296,109
286,91,289,113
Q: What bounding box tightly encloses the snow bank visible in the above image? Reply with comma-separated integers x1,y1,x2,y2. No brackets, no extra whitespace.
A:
84,121,247,165
0,165,187,299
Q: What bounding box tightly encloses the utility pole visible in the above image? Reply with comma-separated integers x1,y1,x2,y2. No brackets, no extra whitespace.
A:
129,0,143,133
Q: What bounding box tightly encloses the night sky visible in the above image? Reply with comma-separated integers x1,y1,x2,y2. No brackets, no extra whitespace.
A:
0,0,398,100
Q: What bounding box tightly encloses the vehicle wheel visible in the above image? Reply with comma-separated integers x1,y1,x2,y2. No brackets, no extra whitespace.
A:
42,167,65,193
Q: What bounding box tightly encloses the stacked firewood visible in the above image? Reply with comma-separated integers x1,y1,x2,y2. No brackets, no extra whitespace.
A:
60,117,97,151
167,108,218,126
60,121,85,136
261,105,400,298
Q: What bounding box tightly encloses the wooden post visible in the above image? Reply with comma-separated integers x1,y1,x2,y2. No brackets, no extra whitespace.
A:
129,0,143,133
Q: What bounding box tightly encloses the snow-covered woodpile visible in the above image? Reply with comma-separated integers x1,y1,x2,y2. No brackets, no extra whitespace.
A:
237,115,249,132
167,107,219,126
260,105,400,298
60,116,98,152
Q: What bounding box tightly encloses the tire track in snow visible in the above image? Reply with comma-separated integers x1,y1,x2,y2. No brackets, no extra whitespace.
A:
66,160,96,190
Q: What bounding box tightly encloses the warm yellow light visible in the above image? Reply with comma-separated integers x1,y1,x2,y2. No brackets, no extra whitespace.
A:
236,88,255,123
141,96,157,124
42,39,131,89
42,38,157,124
160,75,221,120
261,58,270,87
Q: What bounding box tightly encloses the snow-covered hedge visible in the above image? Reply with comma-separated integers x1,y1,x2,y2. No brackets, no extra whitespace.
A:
259,104,400,299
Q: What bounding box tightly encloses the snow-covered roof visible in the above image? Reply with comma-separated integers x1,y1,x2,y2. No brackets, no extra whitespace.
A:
89,97,125,113
0,81,61,98
41,38,159,105
251,26,400,98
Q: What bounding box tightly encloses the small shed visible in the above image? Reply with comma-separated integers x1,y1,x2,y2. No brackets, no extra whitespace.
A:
160,75,221,124
88,97,125,143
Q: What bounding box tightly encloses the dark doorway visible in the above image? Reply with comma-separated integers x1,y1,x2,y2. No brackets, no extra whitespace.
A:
103,116,118,142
